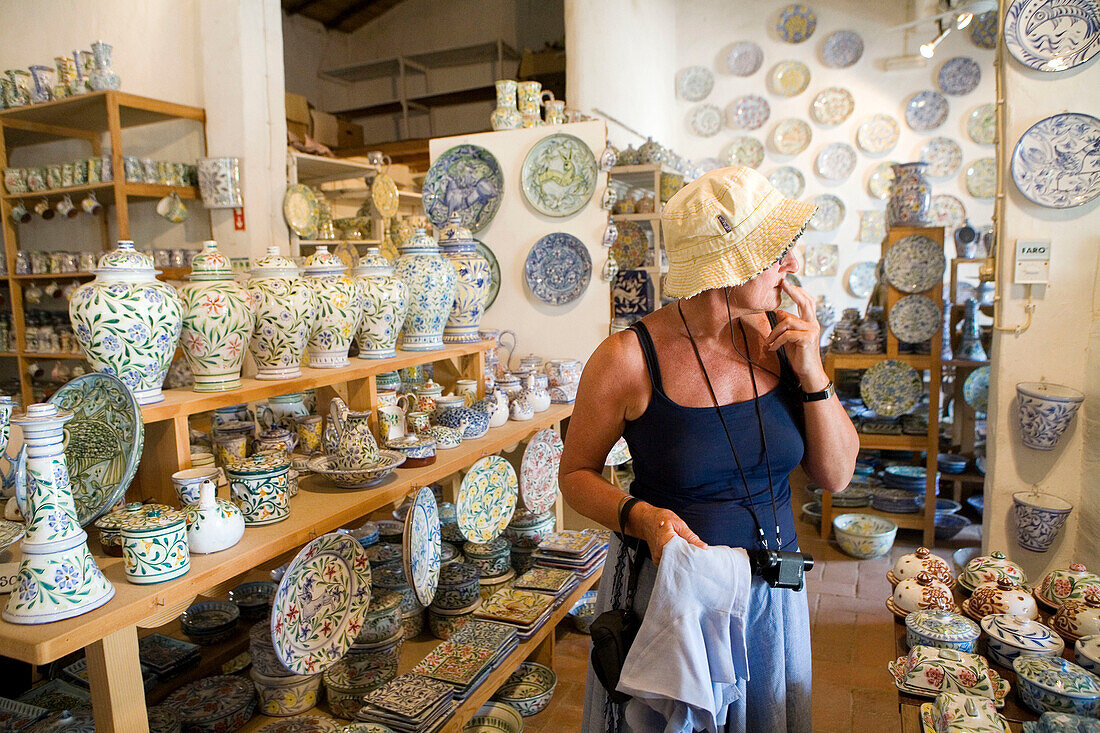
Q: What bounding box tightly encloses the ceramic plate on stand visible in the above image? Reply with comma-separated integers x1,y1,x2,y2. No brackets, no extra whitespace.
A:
525,233,592,305
860,360,922,417
676,65,714,101
520,429,564,515
724,136,765,168
846,261,878,297
521,133,598,217
422,144,504,232
403,486,441,608
768,166,805,198
1004,0,1100,72
475,239,500,311
905,91,949,131
963,366,990,412
807,194,845,231
857,115,900,155
822,30,864,67
919,137,963,179
810,87,855,126
282,184,320,238
1011,112,1100,208
867,161,898,200
768,60,811,96
884,235,946,293
771,119,813,155
937,57,982,95
689,104,723,137
816,143,857,181
965,158,997,198
776,4,817,42
967,103,996,145
888,295,941,343
726,40,764,76
457,456,518,544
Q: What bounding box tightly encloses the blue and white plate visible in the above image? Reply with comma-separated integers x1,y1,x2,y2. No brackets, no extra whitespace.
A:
728,94,771,130
816,142,857,181
970,11,998,49
860,360,922,417
846,261,878,298
689,104,723,137
422,144,503,232
726,41,764,76
963,365,990,412
937,57,982,96
905,91,949,131
777,4,817,43
822,29,864,67
403,485,441,608
521,133,598,217
884,235,946,293
807,194,845,231
768,166,805,198
475,239,500,311
1004,0,1100,72
676,65,714,101
524,233,592,305
888,294,941,343
1011,112,1100,209
612,269,653,317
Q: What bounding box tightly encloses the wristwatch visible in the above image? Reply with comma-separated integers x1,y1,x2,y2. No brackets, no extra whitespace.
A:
801,380,834,402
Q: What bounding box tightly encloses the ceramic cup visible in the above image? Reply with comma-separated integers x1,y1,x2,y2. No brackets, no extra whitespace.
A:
377,404,406,442
81,193,102,215
45,164,62,190
3,167,26,194
1013,491,1073,552
56,194,77,219
34,198,54,220
454,380,478,405
293,415,323,455
407,411,431,434
9,203,30,224
544,99,566,124
156,191,188,223
213,433,249,469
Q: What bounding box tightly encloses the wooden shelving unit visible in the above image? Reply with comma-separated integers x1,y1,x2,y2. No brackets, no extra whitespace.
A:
607,164,672,329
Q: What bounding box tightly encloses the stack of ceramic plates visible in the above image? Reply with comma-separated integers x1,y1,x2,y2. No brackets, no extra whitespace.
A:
365,542,403,569
937,453,969,474
870,488,922,514
914,496,962,518
858,318,885,353
138,634,201,679
532,530,608,578
351,520,380,548
809,483,871,508
860,417,903,435
883,465,941,492
179,601,240,646
829,309,860,354
356,673,454,733
473,588,557,640
413,639,501,701
513,566,579,599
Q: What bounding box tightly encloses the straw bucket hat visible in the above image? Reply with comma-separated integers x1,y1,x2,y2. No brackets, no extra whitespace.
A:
661,166,816,299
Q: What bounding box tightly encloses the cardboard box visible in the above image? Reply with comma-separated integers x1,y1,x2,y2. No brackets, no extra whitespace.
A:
286,120,309,140
310,109,339,147
285,92,310,125
336,119,364,149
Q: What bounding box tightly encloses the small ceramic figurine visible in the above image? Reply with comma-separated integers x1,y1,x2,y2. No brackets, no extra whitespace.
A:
510,394,534,421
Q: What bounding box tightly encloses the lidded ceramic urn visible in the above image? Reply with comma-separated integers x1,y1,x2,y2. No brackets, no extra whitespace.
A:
69,240,183,405
246,246,317,380
178,240,256,392
394,228,456,351
302,245,363,368
352,246,409,359
437,213,490,344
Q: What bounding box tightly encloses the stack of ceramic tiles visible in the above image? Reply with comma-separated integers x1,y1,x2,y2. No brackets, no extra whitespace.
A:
532,530,608,578
473,587,556,640
356,673,454,733
412,639,502,701
513,566,578,600
138,633,201,679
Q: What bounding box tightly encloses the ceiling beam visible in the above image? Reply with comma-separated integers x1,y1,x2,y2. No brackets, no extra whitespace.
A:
325,0,407,31
284,0,324,15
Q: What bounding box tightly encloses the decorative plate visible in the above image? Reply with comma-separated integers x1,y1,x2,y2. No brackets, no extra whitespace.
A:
521,133,598,218
868,161,899,200
860,360,923,417
937,57,982,96
1004,0,1100,72
930,195,967,228
524,233,592,305
259,717,340,733
283,184,320,238
888,295,941,343
771,118,813,155
1011,113,1100,208
676,65,714,101
475,588,554,625
689,104,722,137
816,142,858,181
963,366,990,412
422,144,504,232
970,10,999,49
768,166,805,198
822,30,864,67
49,373,144,527
475,240,500,311
611,220,647,269
884,235,946,293
457,456,518,544
768,60,811,96
724,136,765,168
403,486,441,608
857,115,900,155
0,518,24,551
515,567,575,594
520,429,564,515
164,676,256,728
807,194,845,231
965,158,997,198
811,87,855,126
919,137,963,179
777,4,817,43
360,674,452,719
729,95,770,130
905,91,950,131
803,243,839,277
371,172,399,219
967,103,997,145
858,210,886,243
847,261,878,297
271,532,372,674
726,40,764,75
612,270,653,317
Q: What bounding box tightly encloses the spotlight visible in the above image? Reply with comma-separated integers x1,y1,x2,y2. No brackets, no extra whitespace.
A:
920,27,951,58
956,12,974,29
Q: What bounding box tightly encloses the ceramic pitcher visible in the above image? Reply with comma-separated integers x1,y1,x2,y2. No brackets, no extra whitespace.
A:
328,397,379,469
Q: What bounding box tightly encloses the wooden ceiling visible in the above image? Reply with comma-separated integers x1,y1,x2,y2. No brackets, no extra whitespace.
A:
282,0,409,33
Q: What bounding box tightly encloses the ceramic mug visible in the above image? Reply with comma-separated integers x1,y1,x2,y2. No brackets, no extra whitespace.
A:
171,466,221,507
56,194,77,219
156,191,188,223
407,411,431,434
517,81,542,115
3,167,26,194
45,165,62,190
213,434,249,468
376,390,411,413
34,198,54,220
81,193,102,215
9,203,30,224
293,415,323,454
61,163,75,188
454,380,478,405
544,99,565,125
377,404,406,442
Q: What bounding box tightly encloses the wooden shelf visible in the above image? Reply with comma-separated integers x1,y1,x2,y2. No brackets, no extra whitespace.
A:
3,182,113,201
10,272,93,280
322,40,519,83
20,352,85,360
290,151,377,187
614,212,661,223
297,239,382,246
2,183,198,206
827,353,935,370
856,433,931,450
943,359,990,368
830,505,932,531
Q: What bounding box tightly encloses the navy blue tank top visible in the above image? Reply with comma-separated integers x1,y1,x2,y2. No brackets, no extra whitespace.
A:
622,319,806,551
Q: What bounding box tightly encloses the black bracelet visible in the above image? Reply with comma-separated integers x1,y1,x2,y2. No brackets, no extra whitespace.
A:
618,496,640,536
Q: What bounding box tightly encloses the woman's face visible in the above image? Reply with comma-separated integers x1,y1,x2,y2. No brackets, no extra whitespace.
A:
728,247,802,312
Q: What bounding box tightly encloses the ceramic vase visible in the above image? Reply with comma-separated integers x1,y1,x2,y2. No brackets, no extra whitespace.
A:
5,403,115,623
121,506,190,584
69,241,183,405
1017,382,1085,451
887,163,932,227
186,479,245,555
302,245,363,368
1013,491,1073,552
328,396,379,469
438,213,491,344
178,240,256,392
352,246,409,359
958,298,988,362
491,80,523,131
394,228,456,351
88,41,120,91
246,247,318,380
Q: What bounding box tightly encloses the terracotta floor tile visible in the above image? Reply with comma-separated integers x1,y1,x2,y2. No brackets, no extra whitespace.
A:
811,680,853,732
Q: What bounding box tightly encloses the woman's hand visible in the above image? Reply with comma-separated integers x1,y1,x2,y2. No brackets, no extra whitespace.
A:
766,278,830,392
629,502,707,565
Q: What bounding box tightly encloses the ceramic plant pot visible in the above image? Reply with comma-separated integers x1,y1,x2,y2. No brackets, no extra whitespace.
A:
395,228,456,351
437,213,491,343
246,247,318,380
227,454,290,526
352,246,409,359
185,479,245,554
887,162,932,227
121,506,190,585
1013,490,1073,552
69,241,183,405
302,245,362,368
1016,382,1085,451
249,668,321,717
178,240,255,392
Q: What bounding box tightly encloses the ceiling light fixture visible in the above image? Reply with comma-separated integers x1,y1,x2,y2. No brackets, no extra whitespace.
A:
956,12,974,29
920,27,951,58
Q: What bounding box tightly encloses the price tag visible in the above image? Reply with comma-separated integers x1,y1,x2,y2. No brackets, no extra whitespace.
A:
1014,239,1050,284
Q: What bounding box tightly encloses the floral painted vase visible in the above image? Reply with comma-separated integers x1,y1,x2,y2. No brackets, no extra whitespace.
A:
247,247,318,380
887,162,932,227
121,506,190,585
302,245,363,368
178,240,255,392
438,213,490,344
88,41,120,91
958,298,988,361
395,228,456,351
186,479,245,555
352,246,409,359
69,241,183,405
328,396,379,469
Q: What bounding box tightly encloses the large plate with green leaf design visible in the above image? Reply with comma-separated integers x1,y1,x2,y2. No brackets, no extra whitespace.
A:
48,373,144,526
520,133,598,217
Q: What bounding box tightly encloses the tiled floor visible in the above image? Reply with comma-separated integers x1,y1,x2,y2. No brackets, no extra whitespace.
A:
523,512,981,732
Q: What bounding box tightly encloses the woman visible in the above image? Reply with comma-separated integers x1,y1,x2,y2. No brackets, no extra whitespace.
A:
560,166,859,733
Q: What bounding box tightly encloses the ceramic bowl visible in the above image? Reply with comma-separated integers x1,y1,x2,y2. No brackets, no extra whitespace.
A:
364,542,403,569
1076,636,1100,675
249,668,321,717
1054,595,1100,642
306,450,405,489
433,562,481,610
1013,655,1100,716
935,513,972,540
926,692,1011,733
492,661,557,717
463,702,524,733
959,551,1028,593
350,520,380,548
376,519,404,544
833,513,897,559
228,581,277,620
980,614,1065,668
356,589,402,645
888,645,1008,706
401,608,425,639
179,601,239,645
1037,564,1100,610
888,572,958,618
889,547,955,588
569,590,598,634
801,501,822,527
904,610,979,653
1022,712,1100,733
964,579,1039,621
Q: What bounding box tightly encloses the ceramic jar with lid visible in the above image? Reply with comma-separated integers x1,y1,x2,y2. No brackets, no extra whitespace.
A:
226,454,291,526
302,245,363,368
437,213,490,344
958,551,1028,593
889,547,954,588
352,246,409,359
69,240,183,405
246,246,318,380
95,501,174,556
981,613,1065,668
357,589,402,645
386,433,436,468
887,572,958,618
121,506,190,584
177,240,255,392
464,537,511,578
249,668,321,717
433,561,481,610
1053,593,1100,642
1037,563,1100,610
185,479,245,555
395,228,456,351
964,579,1040,621
504,509,556,549
1013,655,1100,717
1077,636,1100,674
903,609,979,653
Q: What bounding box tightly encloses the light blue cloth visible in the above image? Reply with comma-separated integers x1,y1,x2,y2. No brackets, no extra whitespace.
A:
581,533,812,733
617,536,752,733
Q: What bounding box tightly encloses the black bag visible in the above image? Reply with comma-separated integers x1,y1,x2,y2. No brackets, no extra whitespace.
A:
589,536,649,705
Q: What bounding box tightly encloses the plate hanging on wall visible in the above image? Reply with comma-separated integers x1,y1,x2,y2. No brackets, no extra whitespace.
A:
524,232,592,305
969,11,998,49
676,65,714,101
475,239,501,311
611,220,648,270
846,261,878,297
936,57,982,96
689,104,723,137
768,166,805,198
724,136,765,168
768,60,811,97
867,161,899,200
771,118,813,155
905,91,949,131
965,158,996,199
816,143,857,181
1011,112,1100,209
919,137,963,179
856,114,900,155
520,133,598,217
371,172,399,219
807,194,845,231
612,269,654,318
1004,0,1100,72
810,87,855,126
776,4,817,43
822,30,864,67
967,103,997,145
726,40,764,76
930,194,967,229
422,144,504,233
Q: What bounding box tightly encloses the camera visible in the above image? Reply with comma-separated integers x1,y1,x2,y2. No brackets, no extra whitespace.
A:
745,549,814,591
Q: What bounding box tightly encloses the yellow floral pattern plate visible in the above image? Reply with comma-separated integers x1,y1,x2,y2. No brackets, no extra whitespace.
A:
768,60,810,97
457,456,518,544
371,173,399,219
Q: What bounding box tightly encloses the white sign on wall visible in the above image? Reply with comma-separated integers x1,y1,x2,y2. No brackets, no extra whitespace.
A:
1014,239,1051,284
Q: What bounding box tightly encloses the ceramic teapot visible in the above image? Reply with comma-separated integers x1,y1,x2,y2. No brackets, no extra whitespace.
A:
327,396,379,469
524,373,551,413
510,393,534,422
185,479,244,554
